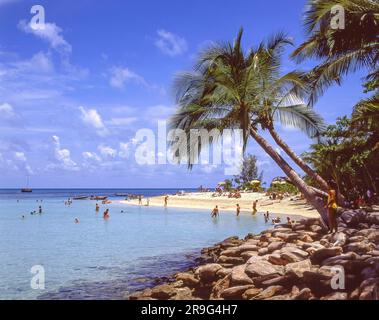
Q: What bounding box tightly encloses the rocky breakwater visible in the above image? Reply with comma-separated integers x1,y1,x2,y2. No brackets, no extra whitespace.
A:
128,209,379,300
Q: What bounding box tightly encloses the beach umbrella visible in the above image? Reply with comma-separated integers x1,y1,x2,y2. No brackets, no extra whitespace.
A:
250,180,261,184
218,182,226,185
271,180,281,185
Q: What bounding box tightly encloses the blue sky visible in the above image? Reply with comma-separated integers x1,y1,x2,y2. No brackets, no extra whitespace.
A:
0,0,368,188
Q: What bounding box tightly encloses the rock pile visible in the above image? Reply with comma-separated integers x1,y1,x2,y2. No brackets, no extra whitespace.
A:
128,210,379,300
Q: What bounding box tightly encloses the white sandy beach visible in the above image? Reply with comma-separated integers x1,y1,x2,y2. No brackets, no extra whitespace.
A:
120,192,319,218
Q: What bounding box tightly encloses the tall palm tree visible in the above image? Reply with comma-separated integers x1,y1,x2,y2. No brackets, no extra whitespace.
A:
292,0,379,105
170,29,328,219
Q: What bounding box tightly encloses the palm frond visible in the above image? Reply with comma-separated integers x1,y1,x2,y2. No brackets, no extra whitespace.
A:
274,104,326,138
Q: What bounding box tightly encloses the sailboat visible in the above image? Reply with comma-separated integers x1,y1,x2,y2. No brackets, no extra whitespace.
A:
21,175,32,193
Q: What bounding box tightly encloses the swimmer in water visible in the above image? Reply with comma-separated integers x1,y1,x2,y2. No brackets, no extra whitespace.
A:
95,203,100,212
75,218,80,224
103,209,110,219
38,206,42,214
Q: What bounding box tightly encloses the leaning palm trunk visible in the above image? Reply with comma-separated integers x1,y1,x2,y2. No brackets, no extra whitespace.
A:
268,126,329,191
269,126,347,204
250,128,328,226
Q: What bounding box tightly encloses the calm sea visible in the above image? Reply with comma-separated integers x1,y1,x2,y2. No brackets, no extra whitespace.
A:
0,188,270,300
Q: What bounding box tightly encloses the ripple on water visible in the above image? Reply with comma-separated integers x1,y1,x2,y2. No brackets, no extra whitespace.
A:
37,250,201,300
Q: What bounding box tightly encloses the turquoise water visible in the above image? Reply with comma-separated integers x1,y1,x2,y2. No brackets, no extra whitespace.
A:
0,189,270,300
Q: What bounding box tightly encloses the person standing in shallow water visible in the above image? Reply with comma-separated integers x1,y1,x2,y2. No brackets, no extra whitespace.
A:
326,181,338,233
211,205,219,218
252,200,258,214
95,203,100,212
164,195,169,207
236,204,240,216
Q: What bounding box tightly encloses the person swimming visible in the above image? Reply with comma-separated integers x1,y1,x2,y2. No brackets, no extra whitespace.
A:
38,206,42,214
95,203,100,212
74,218,80,224
211,205,219,218
103,209,110,219
236,204,240,216
272,217,281,224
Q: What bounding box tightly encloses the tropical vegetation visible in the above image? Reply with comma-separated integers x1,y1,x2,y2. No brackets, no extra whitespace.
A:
169,0,378,220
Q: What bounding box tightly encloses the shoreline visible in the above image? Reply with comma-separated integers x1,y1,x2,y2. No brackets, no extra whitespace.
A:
119,192,319,219
128,209,379,300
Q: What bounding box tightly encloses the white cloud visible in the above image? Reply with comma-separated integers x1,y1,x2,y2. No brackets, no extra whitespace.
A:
11,151,34,174
109,66,146,89
0,103,16,118
145,104,175,121
18,20,72,54
155,29,188,57
119,142,130,159
106,117,137,126
201,164,217,174
79,106,108,136
13,52,54,74
14,151,26,161
98,145,117,158
51,135,78,170
82,151,101,162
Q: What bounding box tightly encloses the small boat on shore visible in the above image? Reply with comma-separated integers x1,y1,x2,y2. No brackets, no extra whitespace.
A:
73,196,88,200
90,196,108,201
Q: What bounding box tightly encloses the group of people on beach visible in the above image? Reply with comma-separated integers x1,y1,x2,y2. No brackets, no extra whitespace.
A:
207,179,344,234
210,203,288,227
130,194,151,206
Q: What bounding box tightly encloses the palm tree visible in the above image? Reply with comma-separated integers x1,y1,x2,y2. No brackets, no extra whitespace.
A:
292,0,379,105
352,92,379,130
170,29,328,219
